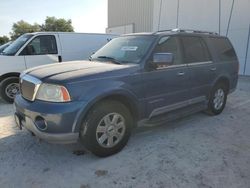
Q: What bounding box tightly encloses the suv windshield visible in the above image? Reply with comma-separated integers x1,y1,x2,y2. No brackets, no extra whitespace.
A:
2,34,33,56
91,36,155,64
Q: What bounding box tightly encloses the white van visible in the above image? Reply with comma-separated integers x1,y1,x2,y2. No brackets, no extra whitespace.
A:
0,32,117,103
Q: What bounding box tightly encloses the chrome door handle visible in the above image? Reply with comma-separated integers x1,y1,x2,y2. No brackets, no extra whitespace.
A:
177,72,185,76
210,67,217,71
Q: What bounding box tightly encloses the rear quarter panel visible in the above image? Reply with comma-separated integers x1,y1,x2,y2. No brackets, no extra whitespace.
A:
205,36,239,91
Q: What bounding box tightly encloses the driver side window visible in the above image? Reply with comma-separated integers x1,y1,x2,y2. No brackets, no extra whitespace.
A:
154,36,182,65
20,35,57,56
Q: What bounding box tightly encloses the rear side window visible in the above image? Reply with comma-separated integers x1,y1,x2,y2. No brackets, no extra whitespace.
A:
20,35,57,55
209,37,237,61
181,37,211,63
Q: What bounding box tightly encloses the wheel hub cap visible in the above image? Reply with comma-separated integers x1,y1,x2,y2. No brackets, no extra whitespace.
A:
5,83,20,99
213,88,225,110
96,113,126,148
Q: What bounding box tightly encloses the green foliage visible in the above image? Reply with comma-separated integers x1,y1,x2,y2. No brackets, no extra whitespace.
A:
0,36,10,45
9,17,74,40
10,20,40,40
41,16,74,32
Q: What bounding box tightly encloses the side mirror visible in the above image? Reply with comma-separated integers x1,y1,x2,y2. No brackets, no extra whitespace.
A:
153,53,174,67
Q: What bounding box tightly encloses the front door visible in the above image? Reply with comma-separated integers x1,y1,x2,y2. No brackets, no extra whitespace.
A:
19,35,60,69
143,36,190,118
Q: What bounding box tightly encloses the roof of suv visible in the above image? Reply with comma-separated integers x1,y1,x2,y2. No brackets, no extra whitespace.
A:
124,28,223,38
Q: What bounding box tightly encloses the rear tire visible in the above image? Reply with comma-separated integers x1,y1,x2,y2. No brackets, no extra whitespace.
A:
79,100,133,157
0,77,20,103
206,83,228,115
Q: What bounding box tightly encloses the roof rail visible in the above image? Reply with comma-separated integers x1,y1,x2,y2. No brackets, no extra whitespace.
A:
155,28,219,35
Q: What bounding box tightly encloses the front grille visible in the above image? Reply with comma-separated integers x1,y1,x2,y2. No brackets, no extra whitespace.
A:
20,75,41,101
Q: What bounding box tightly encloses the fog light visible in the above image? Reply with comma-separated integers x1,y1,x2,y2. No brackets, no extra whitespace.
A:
35,116,47,131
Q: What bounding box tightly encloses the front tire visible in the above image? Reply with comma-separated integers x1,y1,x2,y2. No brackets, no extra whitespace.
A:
207,83,228,115
80,100,133,157
0,77,20,103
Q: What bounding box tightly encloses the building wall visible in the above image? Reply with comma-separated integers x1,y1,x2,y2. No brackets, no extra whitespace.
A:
107,0,250,75
153,0,250,75
107,0,154,33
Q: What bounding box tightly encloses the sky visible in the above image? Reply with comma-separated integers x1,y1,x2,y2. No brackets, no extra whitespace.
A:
0,0,107,36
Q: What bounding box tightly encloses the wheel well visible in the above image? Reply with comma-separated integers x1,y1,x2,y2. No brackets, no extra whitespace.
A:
99,95,138,121
215,77,230,93
75,94,139,133
0,73,20,83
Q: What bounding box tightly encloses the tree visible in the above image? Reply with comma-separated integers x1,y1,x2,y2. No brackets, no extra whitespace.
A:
9,17,74,40
10,20,40,40
41,16,74,32
0,36,9,45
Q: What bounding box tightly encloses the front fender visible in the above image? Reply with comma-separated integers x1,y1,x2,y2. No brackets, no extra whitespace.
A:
70,80,140,133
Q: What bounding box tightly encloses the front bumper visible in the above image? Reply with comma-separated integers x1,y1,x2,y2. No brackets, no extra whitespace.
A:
14,95,86,144
15,113,78,144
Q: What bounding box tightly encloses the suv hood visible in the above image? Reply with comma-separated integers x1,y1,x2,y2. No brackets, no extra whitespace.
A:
26,60,139,83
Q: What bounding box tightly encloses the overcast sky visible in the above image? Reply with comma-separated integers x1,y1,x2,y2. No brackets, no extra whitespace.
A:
0,0,107,36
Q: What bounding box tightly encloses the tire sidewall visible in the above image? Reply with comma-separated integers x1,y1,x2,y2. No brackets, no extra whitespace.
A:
80,101,133,157
0,77,19,103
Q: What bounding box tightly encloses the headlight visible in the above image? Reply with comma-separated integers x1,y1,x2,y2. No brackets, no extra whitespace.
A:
36,83,71,102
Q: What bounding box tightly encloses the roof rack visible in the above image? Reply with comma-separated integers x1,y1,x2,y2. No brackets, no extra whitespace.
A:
155,28,219,35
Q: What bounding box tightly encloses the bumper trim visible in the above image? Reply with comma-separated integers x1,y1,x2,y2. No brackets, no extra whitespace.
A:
21,116,78,144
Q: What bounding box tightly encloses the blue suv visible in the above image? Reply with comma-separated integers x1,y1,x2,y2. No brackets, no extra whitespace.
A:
14,29,239,157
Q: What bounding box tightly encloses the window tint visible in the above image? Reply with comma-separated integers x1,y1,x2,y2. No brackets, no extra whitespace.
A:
21,35,57,55
209,37,237,61
181,37,211,63
154,36,182,65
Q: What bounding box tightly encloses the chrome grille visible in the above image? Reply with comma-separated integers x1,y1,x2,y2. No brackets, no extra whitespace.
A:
20,75,41,101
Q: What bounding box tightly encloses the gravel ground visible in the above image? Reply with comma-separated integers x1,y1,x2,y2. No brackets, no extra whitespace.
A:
0,77,250,188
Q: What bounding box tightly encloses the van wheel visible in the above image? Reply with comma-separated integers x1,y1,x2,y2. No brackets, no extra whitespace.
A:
80,100,133,157
0,77,20,103
206,83,228,115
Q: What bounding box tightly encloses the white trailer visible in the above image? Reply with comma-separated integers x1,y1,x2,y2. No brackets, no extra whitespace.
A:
0,32,117,102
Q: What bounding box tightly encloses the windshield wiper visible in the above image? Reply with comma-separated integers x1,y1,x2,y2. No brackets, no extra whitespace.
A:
97,56,122,64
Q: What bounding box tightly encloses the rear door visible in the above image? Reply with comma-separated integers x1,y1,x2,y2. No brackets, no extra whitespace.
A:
143,36,191,118
181,36,215,100
19,35,61,69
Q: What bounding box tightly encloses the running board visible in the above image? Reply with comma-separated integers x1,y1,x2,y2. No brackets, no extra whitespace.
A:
140,102,207,127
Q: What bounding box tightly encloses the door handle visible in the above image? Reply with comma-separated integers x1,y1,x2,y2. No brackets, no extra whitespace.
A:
210,67,217,71
58,55,62,62
177,71,185,76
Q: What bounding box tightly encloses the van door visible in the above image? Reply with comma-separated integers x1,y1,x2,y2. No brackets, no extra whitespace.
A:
19,35,61,69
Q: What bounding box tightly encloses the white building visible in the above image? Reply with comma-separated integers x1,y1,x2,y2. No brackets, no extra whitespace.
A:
107,0,250,75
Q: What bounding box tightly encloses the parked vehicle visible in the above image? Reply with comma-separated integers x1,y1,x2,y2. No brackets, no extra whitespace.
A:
0,41,12,54
14,29,239,157
0,32,117,103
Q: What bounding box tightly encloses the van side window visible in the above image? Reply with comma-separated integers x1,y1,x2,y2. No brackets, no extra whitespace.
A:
181,37,211,63
154,36,182,65
21,35,57,55
209,37,237,61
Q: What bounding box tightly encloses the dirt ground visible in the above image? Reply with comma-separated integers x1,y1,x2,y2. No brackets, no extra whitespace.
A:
0,77,250,188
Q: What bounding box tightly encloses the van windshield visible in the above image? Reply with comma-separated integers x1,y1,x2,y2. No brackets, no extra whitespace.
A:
2,34,33,56
91,35,155,64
